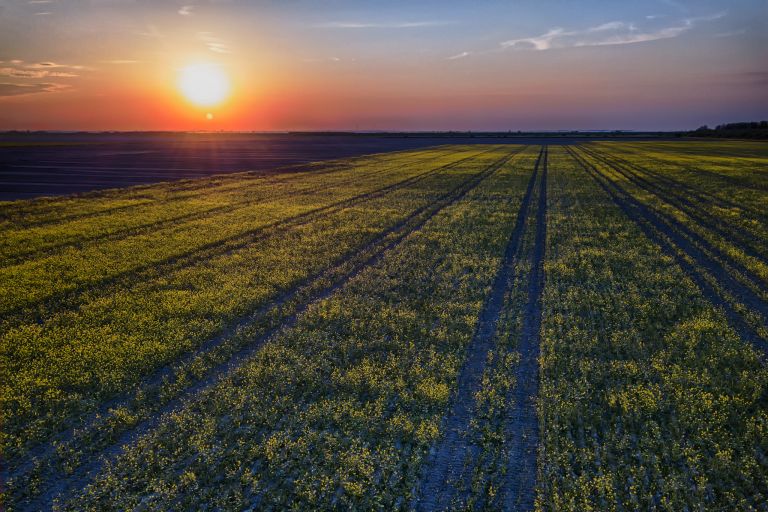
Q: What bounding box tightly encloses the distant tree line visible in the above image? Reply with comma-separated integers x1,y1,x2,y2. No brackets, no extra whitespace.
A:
690,121,768,139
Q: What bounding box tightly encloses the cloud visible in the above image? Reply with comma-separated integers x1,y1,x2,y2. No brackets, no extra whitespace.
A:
315,20,452,29
588,21,628,32
25,61,85,70
500,12,726,51
0,60,85,78
34,11,51,15
0,67,77,78
447,51,471,60
178,5,193,16
501,27,566,50
101,59,140,64
303,56,349,63
0,82,66,97
197,31,231,53
27,0,53,3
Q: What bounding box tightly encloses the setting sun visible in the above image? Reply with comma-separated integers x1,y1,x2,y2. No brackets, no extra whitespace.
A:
178,63,230,107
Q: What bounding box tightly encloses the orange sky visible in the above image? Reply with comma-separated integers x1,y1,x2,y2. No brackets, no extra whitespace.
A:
0,0,766,131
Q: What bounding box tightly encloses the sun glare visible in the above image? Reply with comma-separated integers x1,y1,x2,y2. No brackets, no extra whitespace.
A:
178,63,230,107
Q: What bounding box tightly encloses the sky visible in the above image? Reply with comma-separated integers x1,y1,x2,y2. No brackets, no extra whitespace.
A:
0,0,766,131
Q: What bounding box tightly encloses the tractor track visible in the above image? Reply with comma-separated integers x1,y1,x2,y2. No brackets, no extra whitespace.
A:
595,148,767,215
413,146,545,512
501,146,547,512
579,146,768,267
568,147,768,359
572,146,768,321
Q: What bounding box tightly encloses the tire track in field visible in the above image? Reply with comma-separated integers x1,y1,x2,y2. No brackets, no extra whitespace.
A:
502,145,547,512
590,148,767,219
1,149,450,266
579,146,768,267
682,166,768,193
573,147,768,320
2,148,493,320
413,146,544,512
0,147,430,227
567,147,768,358
6,147,504,472
11,148,525,512
636,152,768,194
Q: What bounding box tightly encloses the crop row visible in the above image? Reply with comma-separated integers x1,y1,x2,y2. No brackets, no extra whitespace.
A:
415,146,547,511
580,145,768,263
595,141,768,192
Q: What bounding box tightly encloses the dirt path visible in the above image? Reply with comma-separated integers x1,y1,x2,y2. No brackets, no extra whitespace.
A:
414,147,545,512
502,145,547,512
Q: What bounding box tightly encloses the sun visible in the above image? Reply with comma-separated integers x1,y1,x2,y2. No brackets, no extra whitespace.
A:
178,63,230,107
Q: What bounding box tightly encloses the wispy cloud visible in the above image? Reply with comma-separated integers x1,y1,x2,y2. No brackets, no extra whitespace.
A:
178,5,193,16
197,31,231,53
0,60,86,78
500,12,726,51
0,67,76,78
34,11,51,15
0,82,67,98
315,20,452,29
303,56,345,63
447,51,471,60
25,61,86,70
